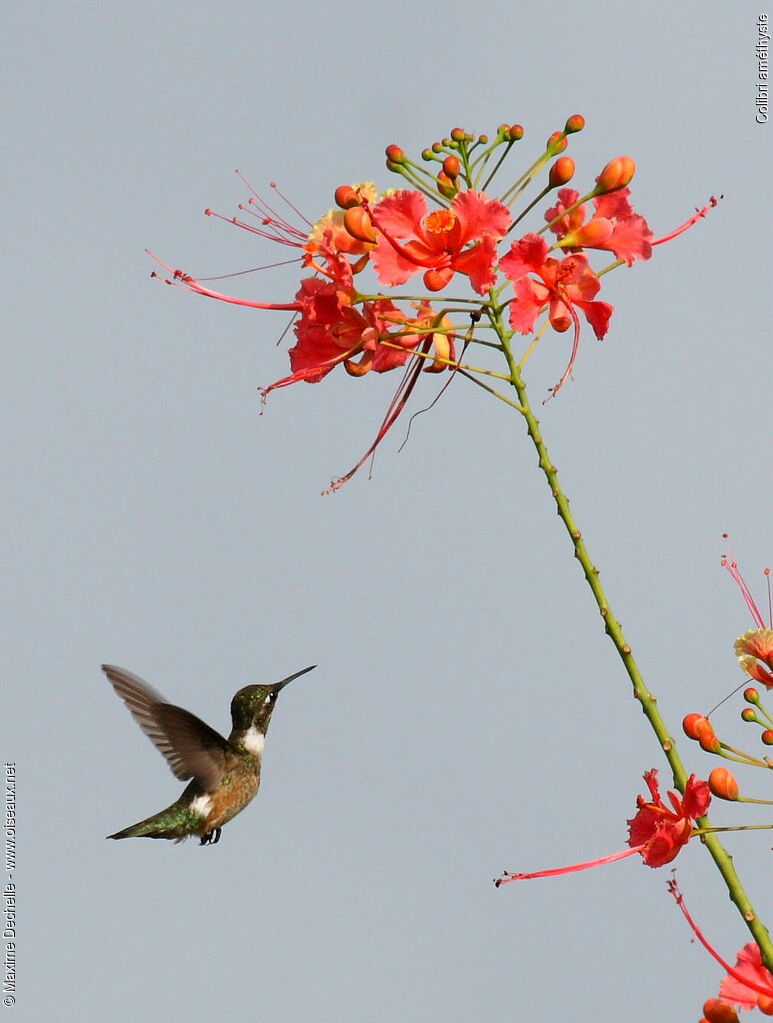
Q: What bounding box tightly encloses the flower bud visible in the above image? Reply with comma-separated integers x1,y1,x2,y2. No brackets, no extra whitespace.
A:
596,156,636,194
442,155,461,179
564,114,585,135
508,124,524,141
343,207,377,244
741,707,758,723
334,185,360,210
762,729,773,746
744,687,760,704
436,172,457,200
699,726,721,753
549,157,575,188
708,767,739,800
450,128,466,142
758,993,773,1015
546,131,567,155
683,713,710,740
385,145,405,164
702,998,741,1023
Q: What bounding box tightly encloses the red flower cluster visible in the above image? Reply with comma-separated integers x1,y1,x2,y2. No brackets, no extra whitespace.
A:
152,119,716,489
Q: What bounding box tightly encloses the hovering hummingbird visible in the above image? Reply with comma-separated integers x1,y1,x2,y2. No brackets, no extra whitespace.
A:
102,663,315,845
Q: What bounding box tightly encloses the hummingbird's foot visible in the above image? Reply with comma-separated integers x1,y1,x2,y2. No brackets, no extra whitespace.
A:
199,827,222,846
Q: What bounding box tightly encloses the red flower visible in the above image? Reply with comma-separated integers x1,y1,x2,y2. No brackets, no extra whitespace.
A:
261,277,423,394
499,234,613,395
545,186,654,266
370,189,511,293
496,769,707,886
627,769,710,866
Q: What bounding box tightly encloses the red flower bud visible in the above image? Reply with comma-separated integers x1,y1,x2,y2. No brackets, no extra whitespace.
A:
596,156,636,194
549,157,575,188
744,687,760,704
450,127,466,142
546,131,567,154
762,729,773,746
708,767,739,800
508,124,524,141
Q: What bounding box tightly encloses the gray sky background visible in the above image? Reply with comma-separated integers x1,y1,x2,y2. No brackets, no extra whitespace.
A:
4,2,770,1020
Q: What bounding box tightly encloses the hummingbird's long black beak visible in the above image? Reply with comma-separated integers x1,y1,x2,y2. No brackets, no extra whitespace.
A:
271,665,316,693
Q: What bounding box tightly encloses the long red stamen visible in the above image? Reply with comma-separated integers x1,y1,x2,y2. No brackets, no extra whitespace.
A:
147,251,299,311
721,536,768,629
546,302,582,400
668,877,773,1000
495,846,640,886
323,335,436,494
652,196,721,246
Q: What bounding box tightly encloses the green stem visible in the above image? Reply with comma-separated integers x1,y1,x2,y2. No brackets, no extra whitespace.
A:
493,315,773,970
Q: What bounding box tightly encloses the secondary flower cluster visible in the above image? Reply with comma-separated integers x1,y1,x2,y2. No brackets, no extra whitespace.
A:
668,879,773,1021
682,547,773,791
677,546,773,1019
151,117,717,491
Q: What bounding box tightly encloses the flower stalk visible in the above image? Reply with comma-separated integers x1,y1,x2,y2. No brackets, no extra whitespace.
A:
493,328,773,968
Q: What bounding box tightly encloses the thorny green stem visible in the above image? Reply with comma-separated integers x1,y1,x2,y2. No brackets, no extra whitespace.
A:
489,307,773,971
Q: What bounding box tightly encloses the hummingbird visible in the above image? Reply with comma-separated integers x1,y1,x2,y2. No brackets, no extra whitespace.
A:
102,663,315,845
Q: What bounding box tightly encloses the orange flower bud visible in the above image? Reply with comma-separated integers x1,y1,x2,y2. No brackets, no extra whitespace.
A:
564,114,585,134
334,185,360,210
442,155,460,179
546,131,567,154
343,207,377,244
699,726,721,753
744,687,760,704
385,144,405,164
683,713,710,740
549,157,575,188
702,998,741,1023
596,156,636,194
758,993,773,1015
436,172,457,200
762,729,773,746
708,767,739,800
741,707,757,722
508,124,524,141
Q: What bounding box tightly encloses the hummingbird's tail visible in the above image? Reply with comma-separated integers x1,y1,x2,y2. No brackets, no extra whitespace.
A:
107,807,191,842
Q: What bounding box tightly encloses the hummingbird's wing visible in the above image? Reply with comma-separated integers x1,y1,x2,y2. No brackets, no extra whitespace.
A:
102,664,230,792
